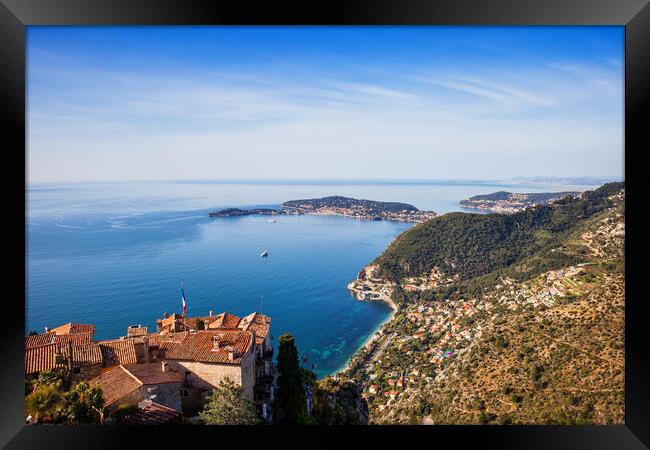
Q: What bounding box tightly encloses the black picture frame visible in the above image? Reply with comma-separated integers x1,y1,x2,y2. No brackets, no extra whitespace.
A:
2,0,648,448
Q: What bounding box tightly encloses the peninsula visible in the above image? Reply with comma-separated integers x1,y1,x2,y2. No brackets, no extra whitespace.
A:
209,196,437,223
459,191,580,214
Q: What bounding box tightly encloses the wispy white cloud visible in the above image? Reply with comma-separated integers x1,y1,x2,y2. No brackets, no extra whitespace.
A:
27,42,624,183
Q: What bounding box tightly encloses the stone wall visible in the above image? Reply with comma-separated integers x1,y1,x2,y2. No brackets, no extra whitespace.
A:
106,383,182,412
166,352,256,401
145,382,182,412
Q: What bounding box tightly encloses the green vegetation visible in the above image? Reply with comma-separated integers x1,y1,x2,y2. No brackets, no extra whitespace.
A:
309,374,368,425
198,378,261,425
25,375,106,424
109,403,139,422
374,183,623,289
274,333,308,424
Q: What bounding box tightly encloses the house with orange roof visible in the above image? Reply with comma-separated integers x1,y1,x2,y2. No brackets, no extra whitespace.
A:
89,363,183,412
48,322,95,337
153,309,275,415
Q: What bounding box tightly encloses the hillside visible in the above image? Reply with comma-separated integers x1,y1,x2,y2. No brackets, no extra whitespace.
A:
283,196,419,213
373,182,623,287
341,182,624,425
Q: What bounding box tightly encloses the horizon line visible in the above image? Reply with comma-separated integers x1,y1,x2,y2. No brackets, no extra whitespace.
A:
26,175,623,186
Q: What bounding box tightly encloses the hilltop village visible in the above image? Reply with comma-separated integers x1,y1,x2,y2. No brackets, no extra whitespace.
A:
25,310,275,424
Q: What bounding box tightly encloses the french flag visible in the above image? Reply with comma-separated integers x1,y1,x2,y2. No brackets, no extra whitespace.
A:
181,286,187,316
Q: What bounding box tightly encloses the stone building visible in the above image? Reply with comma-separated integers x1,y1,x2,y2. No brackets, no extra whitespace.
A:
89,363,183,412
152,310,275,417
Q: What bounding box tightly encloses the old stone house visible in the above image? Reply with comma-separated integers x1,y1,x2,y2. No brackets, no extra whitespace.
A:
89,363,183,412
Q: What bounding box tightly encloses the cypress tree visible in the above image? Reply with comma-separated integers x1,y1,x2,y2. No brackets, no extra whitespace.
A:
274,333,307,424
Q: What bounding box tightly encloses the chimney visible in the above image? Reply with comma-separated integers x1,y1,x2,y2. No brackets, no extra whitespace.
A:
209,310,213,317
161,361,168,372
44,326,49,333
227,347,235,361
213,335,222,350
163,312,169,319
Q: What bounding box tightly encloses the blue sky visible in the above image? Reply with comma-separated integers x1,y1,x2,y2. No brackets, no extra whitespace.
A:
27,26,624,183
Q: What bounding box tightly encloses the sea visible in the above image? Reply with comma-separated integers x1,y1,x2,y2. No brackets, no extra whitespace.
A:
26,179,598,378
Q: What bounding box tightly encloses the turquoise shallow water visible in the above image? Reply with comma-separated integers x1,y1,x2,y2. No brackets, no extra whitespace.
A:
26,180,593,377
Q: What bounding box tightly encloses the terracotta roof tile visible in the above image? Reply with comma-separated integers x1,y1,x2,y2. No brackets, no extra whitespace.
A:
71,343,103,367
54,332,93,347
89,366,142,407
50,323,95,336
25,333,56,349
122,363,182,385
25,343,64,374
157,330,253,364
121,402,181,424
238,312,271,344
98,339,138,367
25,342,103,374
207,312,242,329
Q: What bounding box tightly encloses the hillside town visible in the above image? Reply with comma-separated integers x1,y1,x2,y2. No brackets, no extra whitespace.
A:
341,187,625,424
24,310,276,424
458,191,580,214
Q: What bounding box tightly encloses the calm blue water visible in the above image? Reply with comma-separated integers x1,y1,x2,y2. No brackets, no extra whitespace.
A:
26,180,595,377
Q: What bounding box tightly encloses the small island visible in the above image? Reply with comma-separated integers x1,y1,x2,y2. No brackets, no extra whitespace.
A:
209,196,437,223
459,191,580,214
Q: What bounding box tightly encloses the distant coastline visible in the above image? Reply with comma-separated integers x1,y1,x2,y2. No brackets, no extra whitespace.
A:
459,190,580,214
209,196,437,223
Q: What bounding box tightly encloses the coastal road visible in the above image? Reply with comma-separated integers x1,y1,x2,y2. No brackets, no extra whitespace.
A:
362,333,395,375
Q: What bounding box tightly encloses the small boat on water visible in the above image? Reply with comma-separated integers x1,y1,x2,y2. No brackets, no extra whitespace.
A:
267,219,277,223
260,250,268,257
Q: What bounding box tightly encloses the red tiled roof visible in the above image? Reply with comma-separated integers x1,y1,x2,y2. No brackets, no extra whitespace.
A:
121,402,181,424
54,332,93,348
25,333,55,349
145,332,187,348
49,323,95,336
238,312,271,344
71,343,103,367
207,312,242,329
157,330,253,364
98,339,138,367
122,363,182,385
25,342,103,374
89,364,182,408
25,344,63,374
89,366,142,407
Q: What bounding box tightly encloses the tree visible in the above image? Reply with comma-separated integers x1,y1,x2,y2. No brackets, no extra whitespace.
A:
196,318,205,330
64,381,106,424
25,384,66,423
34,369,65,391
198,378,261,425
274,333,308,424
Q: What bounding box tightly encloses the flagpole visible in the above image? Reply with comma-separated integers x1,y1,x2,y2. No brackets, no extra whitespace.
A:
181,279,186,332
